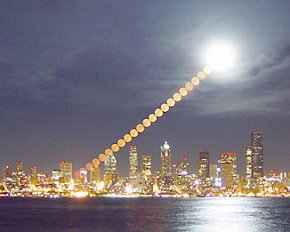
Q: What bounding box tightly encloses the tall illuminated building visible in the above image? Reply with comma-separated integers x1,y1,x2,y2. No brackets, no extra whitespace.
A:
251,131,264,179
29,166,38,185
105,155,117,175
219,152,238,190
59,160,72,183
13,161,28,190
174,161,189,192
198,151,209,186
80,169,88,184
104,155,118,191
245,146,253,187
141,155,153,194
209,164,221,188
51,169,62,183
16,161,23,172
209,164,218,179
160,141,174,194
160,141,172,177
89,166,100,185
2,165,12,180
141,155,152,176
129,144,139,184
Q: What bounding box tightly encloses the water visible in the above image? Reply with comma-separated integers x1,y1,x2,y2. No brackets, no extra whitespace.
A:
0,197,289,232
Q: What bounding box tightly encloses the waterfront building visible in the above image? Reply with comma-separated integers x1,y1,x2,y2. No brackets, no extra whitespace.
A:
59,160,73,183
80,169,88,184
89,166,100,185
10,161,28,192
198,151,210,187
245,131,264,188
251,131,264,179
104,155,119,191
141,155,152,176
160,142,174,193
16,161,23,172
29,166,38,185
219,152,238,191
51,169,62,183
245,146,253,187
2,164,12,180
209,164,221,188
129,144,139,190
209,164,218,179
140,155,153,194
105,155,117,175
160,141,172,177
174,162,190,192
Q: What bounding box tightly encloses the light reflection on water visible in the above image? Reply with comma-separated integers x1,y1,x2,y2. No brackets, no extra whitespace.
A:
0,197,289,232
174,198,290,232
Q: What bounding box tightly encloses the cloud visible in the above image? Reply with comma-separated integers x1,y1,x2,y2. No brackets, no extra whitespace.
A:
1,0,290,119
248,45,290,77
192,90,290,116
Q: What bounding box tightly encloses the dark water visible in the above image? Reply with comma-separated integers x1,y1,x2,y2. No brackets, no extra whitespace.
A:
0,197,289,232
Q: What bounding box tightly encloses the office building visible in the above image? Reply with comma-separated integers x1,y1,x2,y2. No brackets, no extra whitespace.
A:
105,155,117,175
129,144,139,188
141,155,152,177
251,131,264,178
160,142,174,193
219,152,238,190
198,151,209,186
2,165,12,180
160,141,172,177
59,160,72,183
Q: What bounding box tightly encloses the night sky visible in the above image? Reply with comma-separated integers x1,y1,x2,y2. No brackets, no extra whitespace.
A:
1,1,290,176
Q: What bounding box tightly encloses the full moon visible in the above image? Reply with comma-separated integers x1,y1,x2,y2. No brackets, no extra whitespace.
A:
205,42,235,72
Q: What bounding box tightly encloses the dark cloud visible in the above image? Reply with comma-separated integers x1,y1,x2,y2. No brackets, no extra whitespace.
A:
249,45,290,77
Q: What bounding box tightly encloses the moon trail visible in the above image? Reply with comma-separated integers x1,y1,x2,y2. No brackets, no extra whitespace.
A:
79,66,213,174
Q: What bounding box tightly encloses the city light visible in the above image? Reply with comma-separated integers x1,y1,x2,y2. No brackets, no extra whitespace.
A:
72,191,89,198
1,133,289,198
125,185,133,194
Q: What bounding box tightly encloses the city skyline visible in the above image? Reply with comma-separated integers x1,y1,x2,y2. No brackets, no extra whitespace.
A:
2,130,289,199
0,130,283,179
1,2,290,232
1,1,290,176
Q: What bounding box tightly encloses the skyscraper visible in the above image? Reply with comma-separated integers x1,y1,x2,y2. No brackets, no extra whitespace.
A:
104,155,118,191
16,161,23,172
13,161,28,190
160,141,174,194
89,166,100,185
128,144,139,191
198,151,209,187
160,141,172,177
209,164,218,179
2,165,12,180
141,155,153,194
251,131,264,179
174,161,190,192
245,146,253,187
129,144,138,180
29,166,38,185
59,160,72,183
51,169,62,183
219,152,238,190
141,155,152,177
104,155,117,175
209,164,222,188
